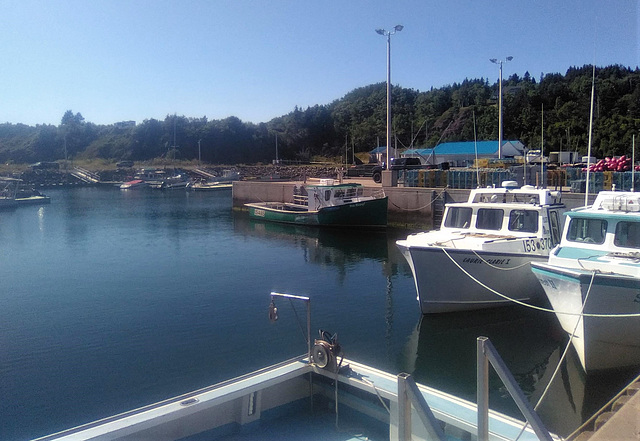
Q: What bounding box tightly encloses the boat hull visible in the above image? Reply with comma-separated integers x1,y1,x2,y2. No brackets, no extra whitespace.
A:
246,197,388,227
397,244,546,313
15,195,51,205
531,262,640,372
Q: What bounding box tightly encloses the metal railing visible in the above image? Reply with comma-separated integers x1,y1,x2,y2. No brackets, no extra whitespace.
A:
477,336,553,441
397,373,446,441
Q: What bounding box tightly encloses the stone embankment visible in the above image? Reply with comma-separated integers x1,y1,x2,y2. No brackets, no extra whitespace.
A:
12,165,345,187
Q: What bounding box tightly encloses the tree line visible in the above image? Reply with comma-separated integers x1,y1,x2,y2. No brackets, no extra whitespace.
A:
1,64,639,166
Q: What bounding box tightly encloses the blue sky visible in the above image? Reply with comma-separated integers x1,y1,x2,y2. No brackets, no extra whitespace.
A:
0,0,638,126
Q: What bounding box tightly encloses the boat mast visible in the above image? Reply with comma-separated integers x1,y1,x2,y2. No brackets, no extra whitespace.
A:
585,65,595,205
541,103,544,188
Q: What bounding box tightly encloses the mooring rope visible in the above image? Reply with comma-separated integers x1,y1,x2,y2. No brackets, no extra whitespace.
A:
440,247,640,318
513,271,596,441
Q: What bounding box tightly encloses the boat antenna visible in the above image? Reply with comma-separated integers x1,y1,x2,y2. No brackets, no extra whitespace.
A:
585,64,595,205
541,103,545,188
633,134,636,192
473,110,480,187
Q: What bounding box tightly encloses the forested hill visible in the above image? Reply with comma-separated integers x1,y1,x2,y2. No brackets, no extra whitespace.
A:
1,64,639,165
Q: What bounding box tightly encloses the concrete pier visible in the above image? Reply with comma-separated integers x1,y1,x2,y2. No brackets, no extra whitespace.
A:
232,179,595,229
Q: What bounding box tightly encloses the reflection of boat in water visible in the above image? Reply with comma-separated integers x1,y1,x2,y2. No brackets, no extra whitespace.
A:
234,215,390,266
399,305,637,438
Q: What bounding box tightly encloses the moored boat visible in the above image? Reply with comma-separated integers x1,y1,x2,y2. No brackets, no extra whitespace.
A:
15,186,51,204
188,181,233,191
245,180,388,227
0,177,20,209
119,179,148,190
396,183,566,313
531,191,640,372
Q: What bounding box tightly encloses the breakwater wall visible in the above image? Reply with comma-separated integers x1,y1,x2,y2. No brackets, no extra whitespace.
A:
232,180,593,229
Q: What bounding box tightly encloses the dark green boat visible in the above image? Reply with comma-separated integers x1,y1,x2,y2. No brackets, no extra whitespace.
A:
245,180,388,227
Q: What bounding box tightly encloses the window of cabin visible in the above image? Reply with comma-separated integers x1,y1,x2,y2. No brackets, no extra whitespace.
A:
567,218,607,244
508,210,538,233
443,207,472,229
614,221,640,249
476,208,504,230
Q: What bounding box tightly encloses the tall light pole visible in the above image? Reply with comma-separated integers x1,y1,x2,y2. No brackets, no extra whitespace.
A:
376,25,403,170
489,56,513,159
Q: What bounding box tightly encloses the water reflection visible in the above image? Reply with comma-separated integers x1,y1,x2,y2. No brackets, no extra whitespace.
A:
398,305,640,437
233,215,392,277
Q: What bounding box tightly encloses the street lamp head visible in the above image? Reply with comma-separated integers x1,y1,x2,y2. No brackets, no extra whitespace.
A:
394,24,404,32
375,28,386,35
489,58,498,64
506,56,513,61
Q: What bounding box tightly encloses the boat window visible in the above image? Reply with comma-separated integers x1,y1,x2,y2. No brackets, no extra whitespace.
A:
334,189,345,199
614,222,640,249
476,208,504,230
567,218,607,244
549,210,561,246
508,210,538,233
443,207,472,229
357,187,363,196
325,190,331,201
345,188,357,198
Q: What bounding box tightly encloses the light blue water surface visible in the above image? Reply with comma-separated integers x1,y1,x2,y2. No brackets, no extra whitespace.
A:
0,187,630,440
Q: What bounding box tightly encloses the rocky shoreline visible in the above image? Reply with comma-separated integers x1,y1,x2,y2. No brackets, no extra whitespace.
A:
12,164,347,188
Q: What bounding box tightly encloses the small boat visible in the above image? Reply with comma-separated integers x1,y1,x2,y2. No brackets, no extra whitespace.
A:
32,292,557,441
0,177,20,209
119,179,148,190
188,181,233,191
15,186,51,205
531,191,640,372
245,179,388,227
396,182,566,313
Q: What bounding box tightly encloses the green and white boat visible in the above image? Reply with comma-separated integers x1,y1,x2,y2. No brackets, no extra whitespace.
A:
245,179,388,227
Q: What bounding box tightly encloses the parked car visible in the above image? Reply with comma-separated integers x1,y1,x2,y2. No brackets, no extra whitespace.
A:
346,159,384,183
390,157,423,170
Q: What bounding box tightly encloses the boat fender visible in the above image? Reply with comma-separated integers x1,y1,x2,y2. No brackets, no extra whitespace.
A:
268,300,278,322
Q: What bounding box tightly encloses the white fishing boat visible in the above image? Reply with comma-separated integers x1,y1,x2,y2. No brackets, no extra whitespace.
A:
531,191,640,372
396,183,566,313
33,292,557,441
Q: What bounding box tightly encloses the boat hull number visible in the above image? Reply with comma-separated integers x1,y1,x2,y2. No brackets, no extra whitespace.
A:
522,238,553,253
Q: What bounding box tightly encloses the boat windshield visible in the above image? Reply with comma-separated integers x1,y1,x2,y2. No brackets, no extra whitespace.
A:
476,208,504,231
508,210,538,233
444,207,472,229
614,221,640,249
567,218,607,244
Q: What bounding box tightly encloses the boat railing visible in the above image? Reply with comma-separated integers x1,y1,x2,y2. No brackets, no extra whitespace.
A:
397,373,447,441
477,336,553,441
292,194,308,206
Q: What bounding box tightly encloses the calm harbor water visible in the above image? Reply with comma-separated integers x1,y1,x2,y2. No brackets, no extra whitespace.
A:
0,187,635,440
